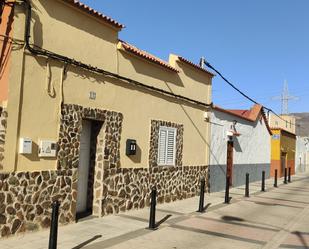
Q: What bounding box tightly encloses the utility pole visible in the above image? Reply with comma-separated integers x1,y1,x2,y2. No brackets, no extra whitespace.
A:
272,80,298,114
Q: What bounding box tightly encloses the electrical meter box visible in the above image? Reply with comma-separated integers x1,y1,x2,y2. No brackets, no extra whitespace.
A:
19,138,32,154
126,139,137,156
38,140,57,157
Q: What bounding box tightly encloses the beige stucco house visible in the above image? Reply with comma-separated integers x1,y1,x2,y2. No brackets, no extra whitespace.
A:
0,0,214,237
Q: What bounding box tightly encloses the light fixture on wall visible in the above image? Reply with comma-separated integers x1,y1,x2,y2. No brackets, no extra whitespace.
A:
203,111,210,122
226,120,241,140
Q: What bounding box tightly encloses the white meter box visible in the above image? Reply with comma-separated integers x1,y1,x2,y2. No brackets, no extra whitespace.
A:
19,138,32,154
39,140,57,157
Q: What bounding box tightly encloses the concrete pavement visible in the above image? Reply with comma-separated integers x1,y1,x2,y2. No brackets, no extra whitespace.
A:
1,173,309,249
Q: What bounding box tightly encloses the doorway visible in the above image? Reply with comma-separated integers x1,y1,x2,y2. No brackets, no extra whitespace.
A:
226,140,234,186
76,120,103,220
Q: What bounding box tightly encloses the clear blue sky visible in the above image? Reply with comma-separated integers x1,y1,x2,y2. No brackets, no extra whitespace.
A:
82,0,309,114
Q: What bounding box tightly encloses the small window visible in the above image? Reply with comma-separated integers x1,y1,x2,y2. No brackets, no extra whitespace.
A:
157,126,177,166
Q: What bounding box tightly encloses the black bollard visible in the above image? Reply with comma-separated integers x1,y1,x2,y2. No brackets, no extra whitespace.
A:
198,177,206,212
48,200,60,249
148,186,157,230
261,171,265,192
284,167,287,184
274,169,278,188
224,176,230,204
245,173,249,197
288,167,291,183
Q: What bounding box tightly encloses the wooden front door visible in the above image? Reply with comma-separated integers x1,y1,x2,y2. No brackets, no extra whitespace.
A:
77,120,92,216
226,141,234,186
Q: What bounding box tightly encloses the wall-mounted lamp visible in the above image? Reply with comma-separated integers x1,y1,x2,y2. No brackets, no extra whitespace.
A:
203,111,210,121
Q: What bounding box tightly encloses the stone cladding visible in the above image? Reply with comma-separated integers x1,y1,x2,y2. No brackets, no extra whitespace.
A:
149,120,184,167
0,170,74,237
0,104,209,238
0,108,7,170
101,165,208,216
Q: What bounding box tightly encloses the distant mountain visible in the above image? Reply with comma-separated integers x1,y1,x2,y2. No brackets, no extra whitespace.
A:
290,113,309,136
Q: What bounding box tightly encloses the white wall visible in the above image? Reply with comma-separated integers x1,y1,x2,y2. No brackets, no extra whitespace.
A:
210,110,271,166
296,136,309,172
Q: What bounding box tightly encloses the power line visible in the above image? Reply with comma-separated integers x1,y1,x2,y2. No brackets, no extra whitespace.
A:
201,59,302,129
21,0,212,110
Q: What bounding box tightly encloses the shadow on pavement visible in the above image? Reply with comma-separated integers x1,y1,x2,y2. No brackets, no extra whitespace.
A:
72,235,102,249
293,231,309,249
221,216,244,222
155,214,172,227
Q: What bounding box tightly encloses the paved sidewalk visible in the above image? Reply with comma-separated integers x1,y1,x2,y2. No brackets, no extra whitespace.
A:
1,173,308,249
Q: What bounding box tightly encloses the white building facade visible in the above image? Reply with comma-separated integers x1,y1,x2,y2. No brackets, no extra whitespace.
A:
209,105,272,192
296,136,309,173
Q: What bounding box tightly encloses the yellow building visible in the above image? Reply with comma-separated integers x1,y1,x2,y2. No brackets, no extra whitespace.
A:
270,113,296,177
0,0,214,236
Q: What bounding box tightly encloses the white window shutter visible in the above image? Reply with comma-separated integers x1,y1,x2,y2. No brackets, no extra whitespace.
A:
166,129,176,165
158,129,167,164
158,126,177,165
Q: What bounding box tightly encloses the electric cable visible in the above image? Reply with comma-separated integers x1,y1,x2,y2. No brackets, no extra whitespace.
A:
203,60,303,129
21,0,212,110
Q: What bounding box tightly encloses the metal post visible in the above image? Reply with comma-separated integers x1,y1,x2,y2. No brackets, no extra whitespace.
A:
245,173,249,197
148,186,157,230
274,169,278,187
48,201,60,249
288,167,291,182
261,171,265,192
224,176,230,204
198,177,205,212
284,167,287,184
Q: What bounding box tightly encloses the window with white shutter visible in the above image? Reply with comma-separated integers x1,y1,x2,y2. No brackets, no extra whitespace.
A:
158,126,176,166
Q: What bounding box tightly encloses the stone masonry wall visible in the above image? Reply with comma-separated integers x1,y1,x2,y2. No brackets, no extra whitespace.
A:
0,170,74,237
0,104,209,238
57,104,123,218
101,165,208,216
0,108,7,171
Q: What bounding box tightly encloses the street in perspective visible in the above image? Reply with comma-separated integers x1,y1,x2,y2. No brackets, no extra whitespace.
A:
0,0,309,249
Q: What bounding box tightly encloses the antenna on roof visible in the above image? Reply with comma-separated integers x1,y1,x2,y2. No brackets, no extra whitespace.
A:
272,80,299,114
199,57,205,69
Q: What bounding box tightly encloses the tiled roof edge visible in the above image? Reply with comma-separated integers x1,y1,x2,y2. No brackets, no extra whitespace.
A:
119,40,179,73
62,0,124,29
213,104,273,135
178,56,216,77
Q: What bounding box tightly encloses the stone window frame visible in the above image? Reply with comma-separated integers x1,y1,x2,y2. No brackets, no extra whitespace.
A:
157,126,177,166
0,107,7,171
149,120,183,168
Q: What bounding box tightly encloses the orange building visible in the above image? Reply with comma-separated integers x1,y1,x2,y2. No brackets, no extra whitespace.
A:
270,128,296,177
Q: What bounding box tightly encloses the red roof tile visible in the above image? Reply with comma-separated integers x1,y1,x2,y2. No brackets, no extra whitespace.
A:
178,56,215,77
213,104,272,135
119,40,179,73
62,0,124,29
226,109,251,119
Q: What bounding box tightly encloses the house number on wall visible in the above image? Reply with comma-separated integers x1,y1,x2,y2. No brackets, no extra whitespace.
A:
89,91,96,100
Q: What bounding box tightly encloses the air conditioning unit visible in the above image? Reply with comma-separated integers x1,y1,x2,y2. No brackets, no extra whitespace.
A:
38,140,57,157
